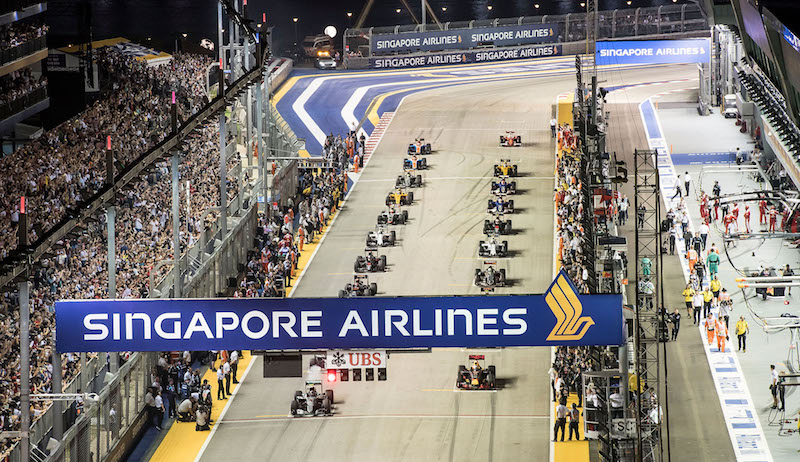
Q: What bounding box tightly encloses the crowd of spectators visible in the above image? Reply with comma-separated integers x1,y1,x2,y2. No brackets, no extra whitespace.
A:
236,168,346,298
0,48,242,457
555,123,594,294
0,22,47,51
322,131,364,171
0,68,46,107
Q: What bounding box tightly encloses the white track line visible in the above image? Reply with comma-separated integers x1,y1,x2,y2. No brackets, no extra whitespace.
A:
193,352,258,462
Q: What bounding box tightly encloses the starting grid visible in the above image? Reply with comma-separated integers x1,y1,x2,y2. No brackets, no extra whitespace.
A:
639,97,773,461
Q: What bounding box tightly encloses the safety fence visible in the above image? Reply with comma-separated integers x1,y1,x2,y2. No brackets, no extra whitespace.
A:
343,4,707,69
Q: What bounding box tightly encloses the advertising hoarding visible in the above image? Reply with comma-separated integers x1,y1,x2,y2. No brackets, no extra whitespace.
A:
370,44,561,69
55,271,623,352
595,39,710,66
371,24,558,55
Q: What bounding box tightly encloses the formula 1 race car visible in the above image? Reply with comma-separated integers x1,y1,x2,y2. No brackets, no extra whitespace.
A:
488,196,514,215
408,138,432,155
354,248,387,273
403,155,428,170
490,177,517,195
456,355,496,390
474,261,507,289
290,379,334,417
478,236,509,258
493,159,518,177
396,170,423,188
484,215,513,235
366,225,396,247
499,131,522,147
386,188,414,206
338,274,378,298
377,206,408,225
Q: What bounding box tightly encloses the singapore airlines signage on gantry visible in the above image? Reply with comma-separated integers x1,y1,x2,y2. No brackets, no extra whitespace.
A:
55,271,622,352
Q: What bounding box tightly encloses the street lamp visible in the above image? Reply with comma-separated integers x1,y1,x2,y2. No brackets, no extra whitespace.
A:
347,11,353,28
292,17,299,49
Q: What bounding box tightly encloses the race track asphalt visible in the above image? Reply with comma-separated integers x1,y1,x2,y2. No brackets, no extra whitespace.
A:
197,64,710,462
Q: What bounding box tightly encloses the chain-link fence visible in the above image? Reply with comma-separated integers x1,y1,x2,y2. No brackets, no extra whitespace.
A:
343,4,707,68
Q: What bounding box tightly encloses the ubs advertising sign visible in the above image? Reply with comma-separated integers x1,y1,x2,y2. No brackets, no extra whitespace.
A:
595,39,710,65
370,44,561,69
55,271,623,352
371,24,559,55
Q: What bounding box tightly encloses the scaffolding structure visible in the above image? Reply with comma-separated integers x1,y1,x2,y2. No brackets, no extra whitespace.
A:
632,149,665,462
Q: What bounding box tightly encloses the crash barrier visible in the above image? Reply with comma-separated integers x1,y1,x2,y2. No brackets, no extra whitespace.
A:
344,3,707,68
56,270,624,352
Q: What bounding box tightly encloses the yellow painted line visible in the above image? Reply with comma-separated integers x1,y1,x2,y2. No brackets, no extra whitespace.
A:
553,394,589,459
149,352,254,462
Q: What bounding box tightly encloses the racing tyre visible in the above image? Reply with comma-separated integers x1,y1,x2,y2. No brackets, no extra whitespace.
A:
291,400,299,416
474,269,482,286
416,175,422,186
390,230,396,244
511,181,516,191
502,241,508,254
512,165,518,176
366,237,372,246
398,214,406,224
322,396,331,414
499,136,504,145
506,220,512,233
354,260,362,273
499,269,506,284
369,283,378,296
508,200,514,210
493,166,500,176
409,191,414,203
385,197,391,206
403,210,409,221
488,200,493,209
338,290,346,298
380,255,387,269
478,241,485,257
326,389,334,405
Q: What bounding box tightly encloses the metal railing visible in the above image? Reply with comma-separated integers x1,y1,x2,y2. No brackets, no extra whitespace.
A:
0,85,46,120
0,35,46,66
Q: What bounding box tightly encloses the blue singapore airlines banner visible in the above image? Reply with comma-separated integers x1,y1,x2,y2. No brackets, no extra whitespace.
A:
370,44,561,69
371,24,558,55
55,271,623,352
595,39,710,66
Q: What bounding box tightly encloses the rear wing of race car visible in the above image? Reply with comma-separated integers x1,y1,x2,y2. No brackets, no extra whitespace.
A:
469,355,485,360
354,274,370,281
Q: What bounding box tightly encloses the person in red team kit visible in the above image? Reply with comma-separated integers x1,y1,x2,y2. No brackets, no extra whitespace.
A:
743,206,751,233
714,198,720,221
732,202,740,220
724,212,735,235
769,206,778,232
700,192,709,221
781,208,789,231
759,199,767,225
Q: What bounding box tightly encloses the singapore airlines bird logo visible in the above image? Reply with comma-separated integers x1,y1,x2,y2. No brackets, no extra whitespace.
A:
545,272,595,341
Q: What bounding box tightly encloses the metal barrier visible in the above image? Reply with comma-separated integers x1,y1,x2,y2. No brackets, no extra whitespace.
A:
0,35,46,66
343,4,707,67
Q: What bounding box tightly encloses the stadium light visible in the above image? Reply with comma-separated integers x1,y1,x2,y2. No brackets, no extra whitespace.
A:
442,7,447,12
488,5,493,10
292,17,298,23
347,12,352,17
534,4,540,8
396,8,401,13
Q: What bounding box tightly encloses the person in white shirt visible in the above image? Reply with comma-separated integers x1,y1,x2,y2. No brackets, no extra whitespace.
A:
217,367,226,400
770,365,780,409
222,359,232,395
699,222,709,250
550,117,557,138
684,171,692,196
230,350,240,384
154,391,164,430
